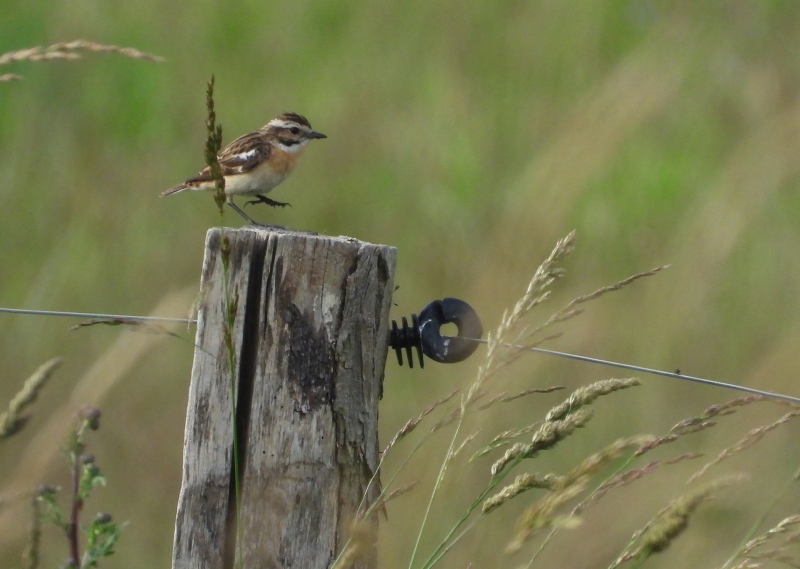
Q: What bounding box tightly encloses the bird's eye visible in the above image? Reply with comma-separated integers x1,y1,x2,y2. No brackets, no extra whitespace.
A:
290,127,300,134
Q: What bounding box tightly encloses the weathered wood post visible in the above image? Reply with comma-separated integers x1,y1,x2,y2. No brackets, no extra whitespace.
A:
172,227,396,569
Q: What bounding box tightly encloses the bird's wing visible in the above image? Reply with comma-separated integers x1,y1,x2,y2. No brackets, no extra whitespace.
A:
185,131,271,183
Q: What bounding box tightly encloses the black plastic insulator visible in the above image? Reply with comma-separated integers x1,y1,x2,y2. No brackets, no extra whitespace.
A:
389,297,483,368
389,313,424,368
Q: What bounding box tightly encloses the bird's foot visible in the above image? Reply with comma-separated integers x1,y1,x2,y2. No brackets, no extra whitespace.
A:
244,195,291,208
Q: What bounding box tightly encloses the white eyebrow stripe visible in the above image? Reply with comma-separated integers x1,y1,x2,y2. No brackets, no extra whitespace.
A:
268,119,308,131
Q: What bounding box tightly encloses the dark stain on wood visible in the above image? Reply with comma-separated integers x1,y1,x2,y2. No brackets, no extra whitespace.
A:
283,302,334,414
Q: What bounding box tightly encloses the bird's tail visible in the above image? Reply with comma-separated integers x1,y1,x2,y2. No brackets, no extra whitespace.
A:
161,184,189,197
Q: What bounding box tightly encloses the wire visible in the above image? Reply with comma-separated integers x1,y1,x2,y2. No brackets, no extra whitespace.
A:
0,307,194,324
464,338,800,405
1,306,798,404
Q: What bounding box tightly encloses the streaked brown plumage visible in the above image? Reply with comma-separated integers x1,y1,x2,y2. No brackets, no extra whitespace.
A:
162,112,326,224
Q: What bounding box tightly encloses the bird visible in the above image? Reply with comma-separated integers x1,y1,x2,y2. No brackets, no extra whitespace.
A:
162,112,327,225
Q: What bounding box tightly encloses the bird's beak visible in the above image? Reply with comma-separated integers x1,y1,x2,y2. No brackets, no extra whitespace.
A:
309,130,327,139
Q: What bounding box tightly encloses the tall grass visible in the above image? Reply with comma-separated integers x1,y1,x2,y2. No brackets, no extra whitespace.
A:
2,2,800,567
337,234,800,568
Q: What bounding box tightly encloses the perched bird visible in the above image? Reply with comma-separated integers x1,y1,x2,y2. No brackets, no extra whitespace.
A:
162,112,326,225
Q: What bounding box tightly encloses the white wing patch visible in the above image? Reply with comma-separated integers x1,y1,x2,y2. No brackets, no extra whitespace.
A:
235,149,258,161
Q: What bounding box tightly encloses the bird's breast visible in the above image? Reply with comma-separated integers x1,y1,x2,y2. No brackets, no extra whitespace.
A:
224,150,300,196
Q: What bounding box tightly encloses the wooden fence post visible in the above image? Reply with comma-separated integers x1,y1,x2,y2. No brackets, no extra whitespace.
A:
172,227,396,569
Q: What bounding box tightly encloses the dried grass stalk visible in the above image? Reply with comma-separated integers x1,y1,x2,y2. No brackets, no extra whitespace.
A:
584,460,662,513
487,437,648,517
670,396,765,435
689,411,800,483
545,378,640,422
370,482,419,518
727,560,763,569
475,424,547,460
609,475,742,568
449,432,479,463
739,514,800,557
466,232,576,406
477,385,565,411
505,438,651,552
636,396,769,457
483,473,561,514
0,358,62,440
0,40,163,67
491,409,593,476
524,265,668,344
506,484,584,552
382,389,460,455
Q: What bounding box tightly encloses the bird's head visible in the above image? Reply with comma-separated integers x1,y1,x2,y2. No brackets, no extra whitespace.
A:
264,112,327,151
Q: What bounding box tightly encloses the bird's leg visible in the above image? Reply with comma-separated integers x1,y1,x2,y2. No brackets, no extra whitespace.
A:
244,194,291,208
227,201,260,224
227,200,287,229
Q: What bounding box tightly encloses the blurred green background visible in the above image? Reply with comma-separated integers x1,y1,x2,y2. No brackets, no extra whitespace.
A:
2,1,800,567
